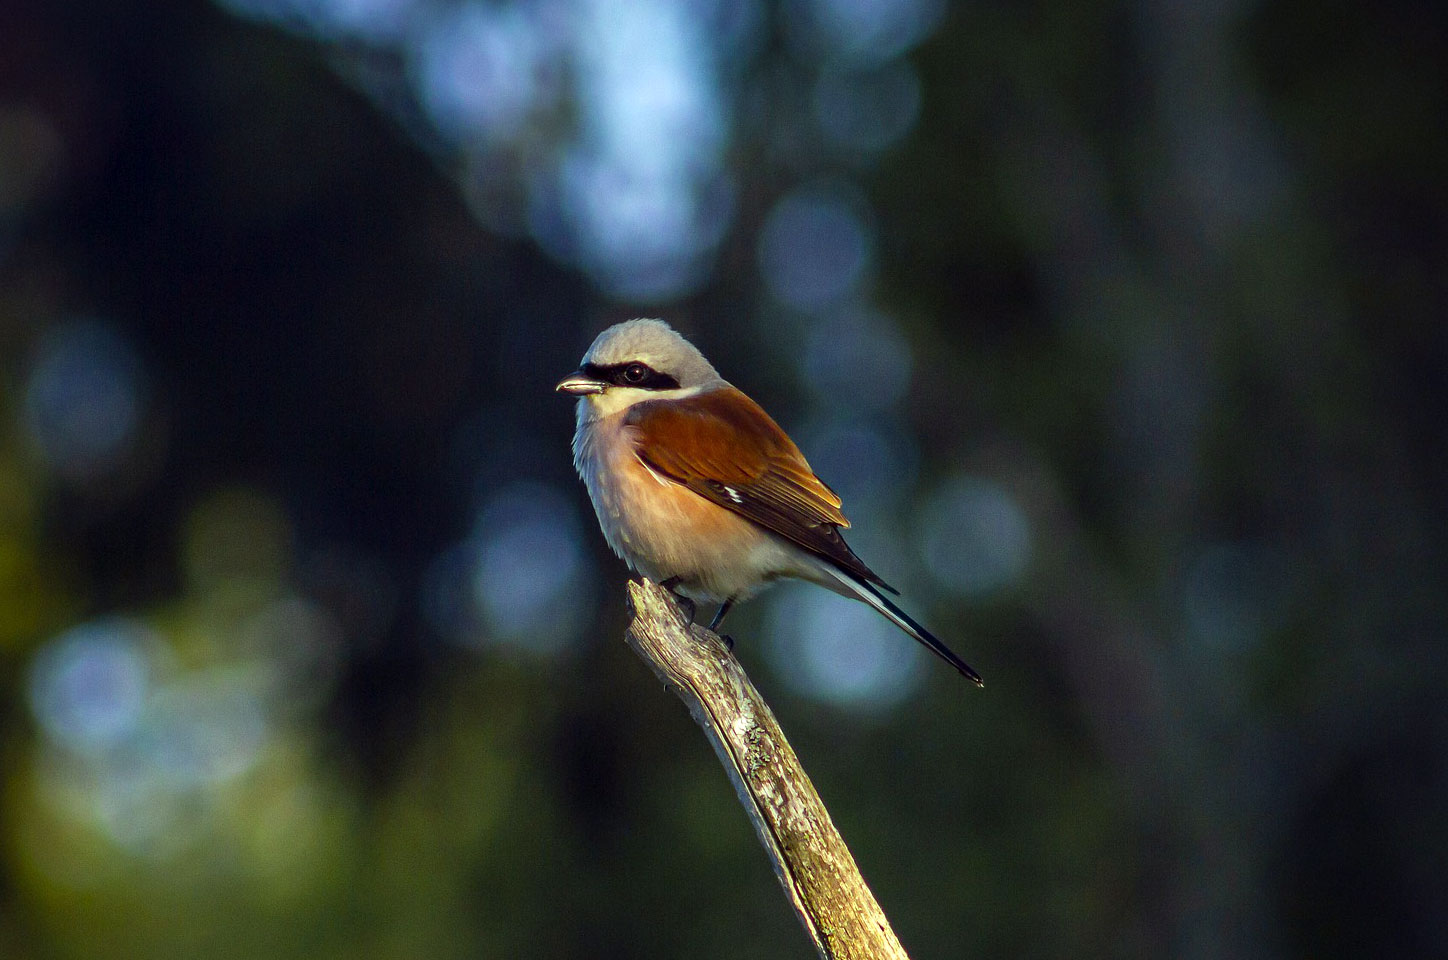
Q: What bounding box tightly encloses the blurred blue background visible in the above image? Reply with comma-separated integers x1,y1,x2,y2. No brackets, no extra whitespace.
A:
1,0,1445,957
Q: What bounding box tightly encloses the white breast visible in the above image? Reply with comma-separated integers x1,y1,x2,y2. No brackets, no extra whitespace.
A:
571,404,807,602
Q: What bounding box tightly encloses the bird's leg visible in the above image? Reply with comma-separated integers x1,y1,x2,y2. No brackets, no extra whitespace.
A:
709,598,736,650
708,598,735,632
659,577,696,624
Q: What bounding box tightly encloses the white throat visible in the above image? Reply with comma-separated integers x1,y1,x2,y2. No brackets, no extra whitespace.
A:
575,382,712,422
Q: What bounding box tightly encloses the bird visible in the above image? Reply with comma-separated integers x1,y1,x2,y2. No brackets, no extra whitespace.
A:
556,318,982,685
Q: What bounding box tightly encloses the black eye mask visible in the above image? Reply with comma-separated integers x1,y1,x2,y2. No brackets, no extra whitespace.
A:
582,361,681,391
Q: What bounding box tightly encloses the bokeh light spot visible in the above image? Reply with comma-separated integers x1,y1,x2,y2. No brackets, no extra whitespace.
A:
28,619,155,755
798,417,917,511
1183,541,1290,654
473,483,590,654
412,2,555,144
918,474,1031,598
802,310,913,410
215,0,418,41
549,0,732,299
311,0,418,41
765,583,923,709
553,151,733,300
813,60,922,155
758,183,873,311
138,668,271,788
237,594,344,713
430,482,594,657
788,0,947,66
22,318,145,485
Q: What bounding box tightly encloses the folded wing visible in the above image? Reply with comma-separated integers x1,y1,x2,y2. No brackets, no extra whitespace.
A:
625,387,894,591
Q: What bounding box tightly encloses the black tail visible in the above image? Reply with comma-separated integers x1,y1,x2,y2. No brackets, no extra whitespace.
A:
823,566,984,686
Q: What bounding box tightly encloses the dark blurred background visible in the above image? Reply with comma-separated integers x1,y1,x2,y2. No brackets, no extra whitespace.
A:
1,0,1445,957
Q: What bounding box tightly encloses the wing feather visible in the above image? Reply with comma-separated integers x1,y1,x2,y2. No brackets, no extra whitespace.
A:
625,388,893,590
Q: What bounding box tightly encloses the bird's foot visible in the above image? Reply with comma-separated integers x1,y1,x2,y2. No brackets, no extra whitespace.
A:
719,634,734,651
659,578,696,623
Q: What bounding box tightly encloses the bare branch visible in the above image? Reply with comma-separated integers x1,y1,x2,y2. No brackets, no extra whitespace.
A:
625,578,912,960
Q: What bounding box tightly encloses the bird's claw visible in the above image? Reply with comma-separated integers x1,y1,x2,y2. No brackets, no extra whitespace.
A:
659,579,696,623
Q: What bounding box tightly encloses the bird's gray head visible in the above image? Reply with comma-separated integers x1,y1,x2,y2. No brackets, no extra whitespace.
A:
556,319,722,416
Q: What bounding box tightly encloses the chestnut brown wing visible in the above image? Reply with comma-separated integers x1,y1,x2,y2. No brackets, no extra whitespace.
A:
625,387,893,591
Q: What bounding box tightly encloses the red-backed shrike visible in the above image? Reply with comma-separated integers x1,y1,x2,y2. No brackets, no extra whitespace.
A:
557,319,982,685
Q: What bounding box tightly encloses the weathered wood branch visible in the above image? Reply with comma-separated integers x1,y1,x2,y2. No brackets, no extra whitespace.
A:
624,578,911,960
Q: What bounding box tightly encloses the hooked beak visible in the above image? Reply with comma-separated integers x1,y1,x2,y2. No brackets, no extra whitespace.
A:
555,371,607,396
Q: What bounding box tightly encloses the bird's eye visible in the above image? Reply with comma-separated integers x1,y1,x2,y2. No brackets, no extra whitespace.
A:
623,363,649,384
